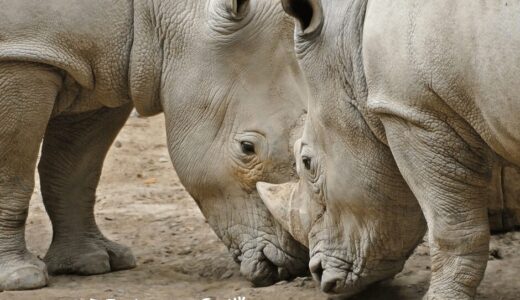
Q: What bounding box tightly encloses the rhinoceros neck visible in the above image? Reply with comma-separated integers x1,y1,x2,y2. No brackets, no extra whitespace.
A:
129,0,202,117
337,0,389,145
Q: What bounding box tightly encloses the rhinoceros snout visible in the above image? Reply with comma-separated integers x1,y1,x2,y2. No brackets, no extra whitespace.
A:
238,251,279,287
309,254,323,282
309,254,359,295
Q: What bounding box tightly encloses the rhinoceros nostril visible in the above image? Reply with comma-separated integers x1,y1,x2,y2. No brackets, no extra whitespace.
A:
309,257,323,282
320,270,345,294
231,249,242,264
321,277,338,293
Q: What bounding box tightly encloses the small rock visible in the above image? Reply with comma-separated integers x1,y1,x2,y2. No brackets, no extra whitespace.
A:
104,217,114,221
143,177,157,185
489,248,503,260
114,141,122,148
178,248,192,255
159,157,169,163
219,270,234,280
142,258,154,264
293,277,315,288
130,109,143,118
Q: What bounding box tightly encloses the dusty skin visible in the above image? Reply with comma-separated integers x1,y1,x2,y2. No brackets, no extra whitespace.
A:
1,115,519,300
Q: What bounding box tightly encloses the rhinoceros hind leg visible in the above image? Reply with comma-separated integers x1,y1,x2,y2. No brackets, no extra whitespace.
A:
0,62,61,290
38,104,135,276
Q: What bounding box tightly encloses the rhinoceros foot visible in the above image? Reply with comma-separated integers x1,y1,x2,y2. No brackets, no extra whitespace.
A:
44,236,136,276
0,251,48,291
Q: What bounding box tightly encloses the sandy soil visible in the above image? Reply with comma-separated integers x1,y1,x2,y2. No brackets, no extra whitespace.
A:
2,114,519,300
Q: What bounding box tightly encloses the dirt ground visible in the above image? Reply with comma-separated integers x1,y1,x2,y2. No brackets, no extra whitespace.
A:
2,114,519,300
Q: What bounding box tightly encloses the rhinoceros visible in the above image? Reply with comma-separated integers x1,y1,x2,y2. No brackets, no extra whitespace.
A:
0,0,310,291
258,0,520,299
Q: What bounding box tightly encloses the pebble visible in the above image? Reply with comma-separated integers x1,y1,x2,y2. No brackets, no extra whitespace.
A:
489,248,503,260
142,258,154,264
178,248,192,255
220,270,234,280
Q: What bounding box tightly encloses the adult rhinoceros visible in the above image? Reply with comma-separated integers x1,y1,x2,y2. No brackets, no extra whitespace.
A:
0,0,309,291
258,0,520,299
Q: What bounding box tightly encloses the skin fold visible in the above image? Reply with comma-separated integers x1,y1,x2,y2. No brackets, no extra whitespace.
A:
0,0,309,291
258,0,520,299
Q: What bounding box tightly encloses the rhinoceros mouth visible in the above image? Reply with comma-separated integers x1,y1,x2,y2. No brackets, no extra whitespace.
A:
231,240,309,286
309,251,404,295
232,247,289,286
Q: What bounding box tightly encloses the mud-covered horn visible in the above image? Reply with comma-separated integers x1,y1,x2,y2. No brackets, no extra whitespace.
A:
257,182,309,247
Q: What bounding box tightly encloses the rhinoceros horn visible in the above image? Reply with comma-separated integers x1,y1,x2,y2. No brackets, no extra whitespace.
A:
257,182,310,247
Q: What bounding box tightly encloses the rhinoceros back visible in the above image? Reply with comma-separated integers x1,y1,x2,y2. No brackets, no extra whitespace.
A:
0,0,133,113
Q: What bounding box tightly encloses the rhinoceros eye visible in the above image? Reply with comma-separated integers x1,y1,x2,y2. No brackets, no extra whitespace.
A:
240,141,255,155
302,156,312,171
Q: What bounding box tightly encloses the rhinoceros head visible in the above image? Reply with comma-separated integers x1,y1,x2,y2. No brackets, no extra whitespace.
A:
258,0,426,295
130,0,310,286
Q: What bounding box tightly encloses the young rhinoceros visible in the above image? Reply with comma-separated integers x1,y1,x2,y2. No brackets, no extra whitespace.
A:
259,0,520,299
0,0,309,291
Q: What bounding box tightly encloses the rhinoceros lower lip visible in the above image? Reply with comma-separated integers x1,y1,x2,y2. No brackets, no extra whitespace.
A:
310,253,405,295
309,253,362,294
231,245,303,287
234,249,280,286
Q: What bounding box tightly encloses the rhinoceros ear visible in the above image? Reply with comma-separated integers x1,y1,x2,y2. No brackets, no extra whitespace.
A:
281,0,323,36
230,0,250,18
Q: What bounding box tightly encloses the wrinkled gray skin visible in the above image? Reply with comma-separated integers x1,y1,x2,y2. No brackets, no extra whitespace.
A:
0,0,309,291
259,0,520,299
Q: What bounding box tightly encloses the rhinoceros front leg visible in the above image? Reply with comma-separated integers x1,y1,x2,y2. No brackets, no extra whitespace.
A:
0,62,62,290
38,104,135,275
381,114,493,300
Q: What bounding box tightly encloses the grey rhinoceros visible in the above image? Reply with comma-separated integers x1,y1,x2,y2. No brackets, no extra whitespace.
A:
258,0,520,299
0,0,309,291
